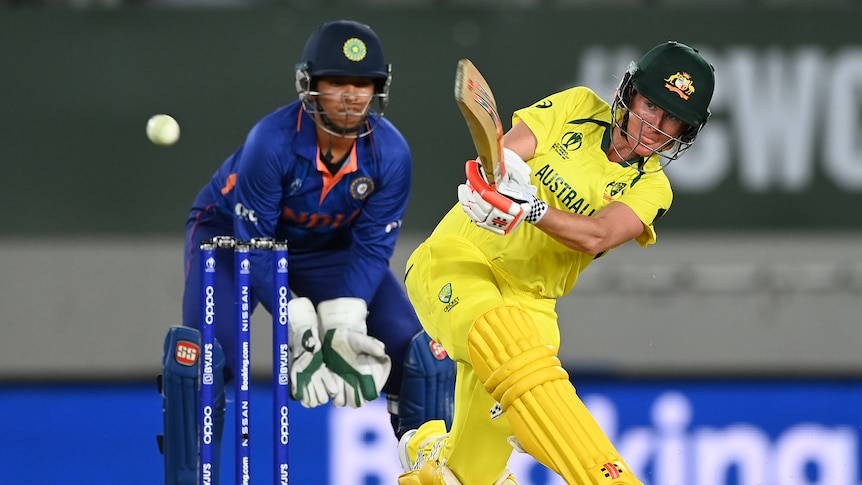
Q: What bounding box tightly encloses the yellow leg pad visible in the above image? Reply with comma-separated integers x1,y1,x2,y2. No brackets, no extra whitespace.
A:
467,306,640,485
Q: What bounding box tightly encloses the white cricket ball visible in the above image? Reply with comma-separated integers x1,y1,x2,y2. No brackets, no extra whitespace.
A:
146,114,181,146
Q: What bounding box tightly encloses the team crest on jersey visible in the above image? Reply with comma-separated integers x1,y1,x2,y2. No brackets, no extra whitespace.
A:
604,181,628,201
343,38,367,62
438,283,460,312
350,177,375,200
552,131,583,159
664,72,696,100
438,283,452,303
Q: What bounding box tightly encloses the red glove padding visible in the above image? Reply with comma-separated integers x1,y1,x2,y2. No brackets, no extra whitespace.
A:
458,159,528,235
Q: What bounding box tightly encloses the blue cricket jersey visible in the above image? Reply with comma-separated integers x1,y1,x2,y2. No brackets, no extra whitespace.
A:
191,100,412,305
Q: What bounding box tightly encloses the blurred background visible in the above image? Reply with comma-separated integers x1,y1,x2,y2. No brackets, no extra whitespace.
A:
1,1,861,484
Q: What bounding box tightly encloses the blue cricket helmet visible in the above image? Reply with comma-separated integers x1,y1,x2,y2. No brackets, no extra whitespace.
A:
295,19,391,93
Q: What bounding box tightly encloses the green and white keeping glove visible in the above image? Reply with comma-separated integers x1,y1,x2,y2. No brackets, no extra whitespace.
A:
318,297,392,408
287,297,341,408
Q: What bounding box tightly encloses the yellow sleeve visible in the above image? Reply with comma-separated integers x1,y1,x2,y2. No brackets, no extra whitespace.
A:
512,87,605,157
617,172,673,247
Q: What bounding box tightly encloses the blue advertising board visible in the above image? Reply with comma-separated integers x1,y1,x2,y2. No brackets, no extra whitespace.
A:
1,378,859,484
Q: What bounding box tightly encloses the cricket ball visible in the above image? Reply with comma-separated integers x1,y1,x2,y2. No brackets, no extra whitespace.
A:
146,114,181,146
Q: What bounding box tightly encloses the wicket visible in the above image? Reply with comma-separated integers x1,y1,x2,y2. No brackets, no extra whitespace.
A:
199,236,290,485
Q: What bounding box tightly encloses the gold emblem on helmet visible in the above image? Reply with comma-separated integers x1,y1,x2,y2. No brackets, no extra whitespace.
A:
343,38,367,62
664,72,695,100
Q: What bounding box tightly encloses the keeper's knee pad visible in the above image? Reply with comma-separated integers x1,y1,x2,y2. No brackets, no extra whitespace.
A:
158,326,226,485
467,307,640,485
394,331,456,438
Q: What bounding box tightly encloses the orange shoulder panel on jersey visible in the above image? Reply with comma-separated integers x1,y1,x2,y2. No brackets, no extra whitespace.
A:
220,173,237,195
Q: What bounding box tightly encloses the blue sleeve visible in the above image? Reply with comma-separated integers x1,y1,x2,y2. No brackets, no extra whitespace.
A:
338,132,412,303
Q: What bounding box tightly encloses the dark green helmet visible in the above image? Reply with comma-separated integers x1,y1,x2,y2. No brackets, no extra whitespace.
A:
630,41,715,128
611,41,716,170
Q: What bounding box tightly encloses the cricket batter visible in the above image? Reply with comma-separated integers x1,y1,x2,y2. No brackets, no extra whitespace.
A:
156,20,455,485
398,42,715,484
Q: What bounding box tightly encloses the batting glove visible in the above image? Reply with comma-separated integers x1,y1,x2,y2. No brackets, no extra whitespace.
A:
287,297,341,408
495,148,548,224
459,157,547,235
318,297,392,408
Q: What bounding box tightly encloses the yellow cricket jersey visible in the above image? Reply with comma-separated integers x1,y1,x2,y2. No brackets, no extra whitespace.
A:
430,86,673,298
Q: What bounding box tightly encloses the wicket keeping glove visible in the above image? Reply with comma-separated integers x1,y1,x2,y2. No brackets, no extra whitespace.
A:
318,297,392,408
287,297,341,408
459,149,547,235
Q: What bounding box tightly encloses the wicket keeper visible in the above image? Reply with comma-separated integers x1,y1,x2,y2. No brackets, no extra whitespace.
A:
157,19,455,485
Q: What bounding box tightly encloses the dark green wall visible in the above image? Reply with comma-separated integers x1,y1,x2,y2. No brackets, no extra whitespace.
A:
3,5,861,235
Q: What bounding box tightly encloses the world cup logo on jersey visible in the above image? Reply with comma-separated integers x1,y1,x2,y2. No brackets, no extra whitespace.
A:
552,131,583,159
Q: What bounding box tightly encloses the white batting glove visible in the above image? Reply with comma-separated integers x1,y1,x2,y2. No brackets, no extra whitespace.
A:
496,148,535,197
458,178,524,235
318,297,392,408
287,297,341,408
458,158,547,235
495,148,548,225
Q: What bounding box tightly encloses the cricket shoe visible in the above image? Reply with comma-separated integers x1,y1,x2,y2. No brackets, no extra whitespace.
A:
397,421,518,485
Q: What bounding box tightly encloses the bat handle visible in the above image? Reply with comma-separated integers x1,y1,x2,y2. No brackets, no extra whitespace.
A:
466,160,521,215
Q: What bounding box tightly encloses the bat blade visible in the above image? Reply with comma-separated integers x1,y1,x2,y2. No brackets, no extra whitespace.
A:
454,59,505,183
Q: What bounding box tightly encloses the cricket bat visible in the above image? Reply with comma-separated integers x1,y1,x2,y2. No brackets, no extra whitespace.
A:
454,59,506,183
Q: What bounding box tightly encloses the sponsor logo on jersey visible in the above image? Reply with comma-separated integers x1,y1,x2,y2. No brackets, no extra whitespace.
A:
384,220,402,233
235,202,258,223
535,100,552,108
